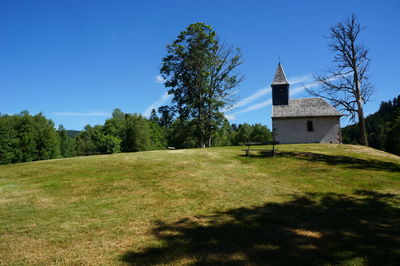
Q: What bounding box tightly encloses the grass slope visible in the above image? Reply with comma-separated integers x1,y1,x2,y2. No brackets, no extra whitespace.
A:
0,144,399,265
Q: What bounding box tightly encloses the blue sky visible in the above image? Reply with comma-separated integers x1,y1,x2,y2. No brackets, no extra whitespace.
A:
1,0,399,130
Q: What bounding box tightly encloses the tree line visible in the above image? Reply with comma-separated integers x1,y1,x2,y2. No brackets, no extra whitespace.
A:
0,109,272,165
342,95,400,155
0,111,60,164
1,15,392,164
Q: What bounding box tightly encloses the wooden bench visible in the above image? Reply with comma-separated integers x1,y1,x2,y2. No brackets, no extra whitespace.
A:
241,141,279,156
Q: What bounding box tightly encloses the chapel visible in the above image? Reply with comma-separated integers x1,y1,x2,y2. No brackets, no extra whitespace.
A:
271,63,343,144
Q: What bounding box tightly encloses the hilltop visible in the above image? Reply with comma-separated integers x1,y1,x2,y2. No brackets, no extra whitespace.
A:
0,144,399,265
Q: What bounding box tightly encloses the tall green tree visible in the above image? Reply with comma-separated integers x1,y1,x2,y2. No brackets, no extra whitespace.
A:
149,109,159,124
250,123,273,142
233,123,253,145
161,23,243,148
168,119,198,149
148,121,167,150
342,94,400,153
75,125,103,156
33,113,60,160
99,135,121,154
121,114,151,152
103,108,126,139
104,109,167,152
157,105,174,128
58,125,75,158
229,123,272,145
0,112,60,164
212,119,232,147
385,114,400,155
0,115,18,164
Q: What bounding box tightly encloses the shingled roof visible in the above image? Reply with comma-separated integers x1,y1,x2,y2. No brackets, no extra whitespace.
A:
271,63,289,85
272,98,344,118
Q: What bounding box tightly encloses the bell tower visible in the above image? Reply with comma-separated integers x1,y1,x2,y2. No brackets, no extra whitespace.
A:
271,63,289,105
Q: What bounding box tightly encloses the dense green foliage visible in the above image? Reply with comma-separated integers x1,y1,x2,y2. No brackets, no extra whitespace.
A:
230,123,273,145
0,108,272,165
161,23,243,148
342,95,400,155
150,107,272,149
74,125,122,156
75,111,167,156
58,125,76,158
0,110,167,164
4,92,397,164
0,112,60,164
66,130,80,138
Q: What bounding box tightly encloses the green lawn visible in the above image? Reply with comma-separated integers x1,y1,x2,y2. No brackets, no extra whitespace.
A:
0,144,399,265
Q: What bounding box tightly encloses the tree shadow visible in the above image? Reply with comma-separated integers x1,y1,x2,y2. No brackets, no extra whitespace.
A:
121,190,400,265
244,150,400,173
240,150,274,158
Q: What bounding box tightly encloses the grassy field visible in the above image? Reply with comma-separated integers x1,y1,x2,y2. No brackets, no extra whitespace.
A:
0,144,399,265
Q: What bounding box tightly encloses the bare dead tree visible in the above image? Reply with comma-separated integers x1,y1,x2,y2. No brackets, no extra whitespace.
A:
307,14,373,146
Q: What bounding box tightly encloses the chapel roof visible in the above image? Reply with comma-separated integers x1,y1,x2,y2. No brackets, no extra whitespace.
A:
271,63,289,85
272,98,344,118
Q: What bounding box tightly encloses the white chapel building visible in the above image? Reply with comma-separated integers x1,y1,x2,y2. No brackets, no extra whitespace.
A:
271,63,343,144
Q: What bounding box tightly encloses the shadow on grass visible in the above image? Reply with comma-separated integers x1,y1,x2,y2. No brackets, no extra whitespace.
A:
242,150,400,173
121,190,400,265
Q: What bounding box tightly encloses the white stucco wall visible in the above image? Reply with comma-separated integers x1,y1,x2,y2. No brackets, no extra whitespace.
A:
272,116,341,144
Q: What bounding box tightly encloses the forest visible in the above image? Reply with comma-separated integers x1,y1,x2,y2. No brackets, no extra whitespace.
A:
342,95,400,155
0,108,272,165
1,94,399,165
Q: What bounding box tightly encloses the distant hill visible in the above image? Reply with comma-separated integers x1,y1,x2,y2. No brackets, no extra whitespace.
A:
0,144,399,265
66,130,80,138
342,94,400,155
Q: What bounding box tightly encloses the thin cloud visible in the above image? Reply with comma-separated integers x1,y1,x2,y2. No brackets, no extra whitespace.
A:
289,72,346,96
230,87,271,110
143,92,172,117
289,81,320,97
228,73,313,112
287,74,312,85
224,74,323,120
155,75,165,84
224,114,236,120
224,73,313,119
224,99,273,121
235,99,273,115
146,73,322,120
52,112,111,117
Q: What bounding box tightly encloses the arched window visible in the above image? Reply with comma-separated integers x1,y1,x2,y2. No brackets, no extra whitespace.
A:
307,120,314,132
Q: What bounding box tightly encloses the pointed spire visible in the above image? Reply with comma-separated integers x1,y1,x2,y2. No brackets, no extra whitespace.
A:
272,63,289,85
